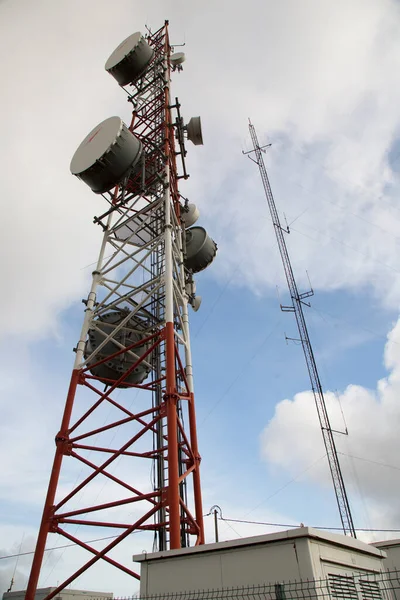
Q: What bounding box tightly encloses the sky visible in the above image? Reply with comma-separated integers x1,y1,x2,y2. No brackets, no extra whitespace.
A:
1,0,400,596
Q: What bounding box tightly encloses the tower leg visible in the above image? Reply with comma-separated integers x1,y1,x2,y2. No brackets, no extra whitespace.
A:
25,369,80,600
188,393,204,545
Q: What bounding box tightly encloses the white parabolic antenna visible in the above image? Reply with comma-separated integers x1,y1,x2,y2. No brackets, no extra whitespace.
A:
181,203,200,227
70,116,142,194
85,310,150,386
186,117,203,146
170,52,186,66
185,226,217,273
105,32,154,86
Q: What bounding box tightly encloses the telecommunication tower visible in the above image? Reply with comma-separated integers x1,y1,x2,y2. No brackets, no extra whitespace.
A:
245,121,356,538
26,22,217,600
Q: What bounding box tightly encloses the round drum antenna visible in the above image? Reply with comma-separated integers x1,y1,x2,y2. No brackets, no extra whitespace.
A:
105,32,154,86
70,116,142,194
184,226,217,272
185,117,203,146
181,203,200,227
171,52,186,67
85,310,151,386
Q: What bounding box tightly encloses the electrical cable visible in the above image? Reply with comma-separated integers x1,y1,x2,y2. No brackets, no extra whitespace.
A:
220,519,243,539
275,137,400,219
338,451,400,472
342,446,373,533
290,223,400,276
199,316,283,425
5,514,400,564
310,303,400,348
217,516,400,534
0,532,142,562
245,454,327,516
289,174,400,245
258,145,400,276
192,217,269,339
250,143,400,293
334,390,348,434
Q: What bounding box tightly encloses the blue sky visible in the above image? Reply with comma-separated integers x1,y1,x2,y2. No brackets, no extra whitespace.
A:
1,0,400,596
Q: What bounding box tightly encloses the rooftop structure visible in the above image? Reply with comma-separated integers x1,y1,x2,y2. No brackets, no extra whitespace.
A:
372,539,400,599
133,527,387,597
3,589,112,600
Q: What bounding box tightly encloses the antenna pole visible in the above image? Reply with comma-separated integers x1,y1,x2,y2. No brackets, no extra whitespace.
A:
247,122,356,538
209,505,222,543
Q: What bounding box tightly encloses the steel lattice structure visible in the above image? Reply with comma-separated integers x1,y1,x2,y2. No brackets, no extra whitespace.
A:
246,122,356,538
26,22,209,600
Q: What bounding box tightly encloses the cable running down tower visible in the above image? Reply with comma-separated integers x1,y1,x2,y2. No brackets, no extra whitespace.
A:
246,121,356,538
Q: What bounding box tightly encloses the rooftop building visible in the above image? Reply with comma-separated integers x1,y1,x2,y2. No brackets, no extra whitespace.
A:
133,527,388,598
3,589,113,600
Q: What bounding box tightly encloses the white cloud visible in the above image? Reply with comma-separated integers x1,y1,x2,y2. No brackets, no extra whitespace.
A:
1,0,400,343
178,0,400,308
261,316,400,535
0,0,151,340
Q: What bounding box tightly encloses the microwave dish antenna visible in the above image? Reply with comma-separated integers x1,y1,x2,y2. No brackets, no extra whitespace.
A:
190,296,202,312
84,310,151,386
70,116,142,194
105,31,154,86
170,51,186,67
181,202,200,227
185,116,203,146
185,226,217,272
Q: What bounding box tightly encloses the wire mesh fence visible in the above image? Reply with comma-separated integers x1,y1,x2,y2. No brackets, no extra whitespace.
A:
110,568,400,600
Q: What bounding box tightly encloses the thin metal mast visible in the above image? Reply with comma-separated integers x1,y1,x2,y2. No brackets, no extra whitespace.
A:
247,121,356,538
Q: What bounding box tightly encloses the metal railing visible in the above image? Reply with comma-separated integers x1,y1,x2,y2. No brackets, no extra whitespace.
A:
110,568,400,600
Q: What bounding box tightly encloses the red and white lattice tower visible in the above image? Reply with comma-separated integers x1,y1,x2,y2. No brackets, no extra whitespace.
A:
26,21,216,600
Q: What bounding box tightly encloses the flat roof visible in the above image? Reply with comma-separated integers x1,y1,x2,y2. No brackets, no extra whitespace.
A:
133,526,385,563
3,590,112,598
373,539,400,548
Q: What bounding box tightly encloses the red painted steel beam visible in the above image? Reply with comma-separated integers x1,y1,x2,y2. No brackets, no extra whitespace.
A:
56,490,160,519
188,392,204,544
55,413,162,511
25,369,80,600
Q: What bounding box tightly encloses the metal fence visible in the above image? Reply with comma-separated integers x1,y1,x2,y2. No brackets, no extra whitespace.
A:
111,568,400,600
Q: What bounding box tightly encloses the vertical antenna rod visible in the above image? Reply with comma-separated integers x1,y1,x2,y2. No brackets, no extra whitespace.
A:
246,121,356,538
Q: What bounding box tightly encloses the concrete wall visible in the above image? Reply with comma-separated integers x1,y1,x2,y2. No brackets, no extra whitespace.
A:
308,538,387,579
372,541,400,600
139,537,314,595
374,542,400,572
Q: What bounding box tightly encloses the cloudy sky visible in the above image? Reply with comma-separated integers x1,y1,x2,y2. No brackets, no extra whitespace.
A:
1,0,400,596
